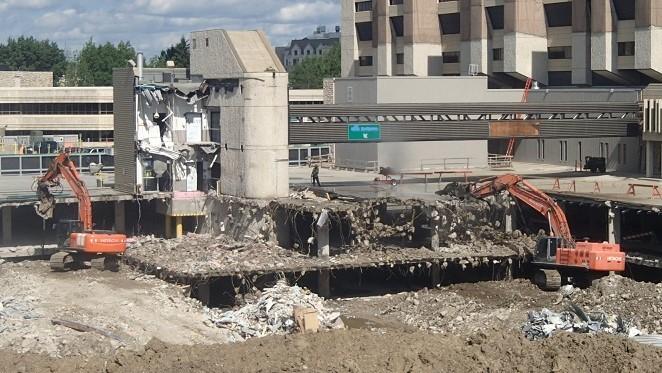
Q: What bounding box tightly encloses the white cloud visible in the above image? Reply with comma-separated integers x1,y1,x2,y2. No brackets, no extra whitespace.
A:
0,0,341,57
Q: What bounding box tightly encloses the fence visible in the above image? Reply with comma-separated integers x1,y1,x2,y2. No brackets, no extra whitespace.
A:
420,157,471,171
0,153,114,176
487,154,514,169
335,159,380,172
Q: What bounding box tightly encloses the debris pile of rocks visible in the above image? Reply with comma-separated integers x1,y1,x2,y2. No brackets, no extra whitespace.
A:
206,280,342,342
522,304,640,341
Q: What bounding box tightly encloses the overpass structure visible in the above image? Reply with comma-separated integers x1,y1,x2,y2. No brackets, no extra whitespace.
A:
288,102,641,144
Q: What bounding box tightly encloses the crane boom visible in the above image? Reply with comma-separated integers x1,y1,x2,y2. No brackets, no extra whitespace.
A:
470,174,573,245
38,153,93,231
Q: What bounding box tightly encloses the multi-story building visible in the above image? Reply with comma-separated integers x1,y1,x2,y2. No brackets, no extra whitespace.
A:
342,0,662,87
276,26,341,70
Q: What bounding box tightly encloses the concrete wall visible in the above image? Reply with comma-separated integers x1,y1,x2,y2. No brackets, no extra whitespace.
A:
514,136,641,173
332,76,521,170
0,71,53,87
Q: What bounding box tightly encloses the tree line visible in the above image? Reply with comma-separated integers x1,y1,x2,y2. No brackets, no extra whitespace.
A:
0,35,340,88
0,36,190,86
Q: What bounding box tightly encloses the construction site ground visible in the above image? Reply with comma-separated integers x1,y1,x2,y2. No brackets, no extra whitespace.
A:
2,257,662,372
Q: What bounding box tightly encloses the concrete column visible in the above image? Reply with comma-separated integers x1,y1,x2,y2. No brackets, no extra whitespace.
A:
175,216,183,238
114,201,126,234
505,199,517,233
2,206,12,245
165,215,172,238
645,141,654,177
318,269,331,298
607,207,621,244
317,224,330,257
430,207,440,250
430,263,441,288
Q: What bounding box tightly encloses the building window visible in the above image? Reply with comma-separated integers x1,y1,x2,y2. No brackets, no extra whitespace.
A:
292,59,298,65
486,6,504,30
560,141,568,162
294,50,298,56
613,0,635,20
396,53,404,65
355,1,372,12
205,38,209,47
442,51,460,63
537,139,545,160
439,13,461,35
359,55,373,66
618,41,635,56
492,48,504,61
548,71,572,86
391,16,404,37
306,50,311,55
544,2,572,27
356,22,373,41
192,39,197,49
390,0,403,4
548,46,572,59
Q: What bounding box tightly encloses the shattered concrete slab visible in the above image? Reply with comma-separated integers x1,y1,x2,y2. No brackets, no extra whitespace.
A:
206,279,342,342
125,233,529,280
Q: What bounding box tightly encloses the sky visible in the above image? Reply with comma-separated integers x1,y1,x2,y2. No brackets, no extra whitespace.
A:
0,0,341,58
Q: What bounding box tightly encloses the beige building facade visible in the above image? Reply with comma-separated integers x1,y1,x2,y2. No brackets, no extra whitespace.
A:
342,0,662,87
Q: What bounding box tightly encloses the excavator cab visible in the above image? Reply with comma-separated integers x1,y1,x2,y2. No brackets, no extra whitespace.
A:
54,220,82,248
534,236,562,263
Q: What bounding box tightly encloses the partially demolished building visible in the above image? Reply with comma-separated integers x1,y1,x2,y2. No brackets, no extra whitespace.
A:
113,30,289,228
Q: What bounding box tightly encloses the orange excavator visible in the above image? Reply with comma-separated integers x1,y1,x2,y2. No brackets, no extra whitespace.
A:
466,174,625,290
35,152,127,272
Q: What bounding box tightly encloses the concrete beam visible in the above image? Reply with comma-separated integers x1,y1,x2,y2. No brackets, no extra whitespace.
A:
2,206,12,245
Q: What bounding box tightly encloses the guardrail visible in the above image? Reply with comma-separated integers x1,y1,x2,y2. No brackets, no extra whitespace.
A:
335,159,379,172
420,157,470,171
487,154,514,169
306,154,335,167
0,153,114,176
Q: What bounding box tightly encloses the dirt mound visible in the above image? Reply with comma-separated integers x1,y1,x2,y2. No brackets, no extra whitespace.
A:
1,328,660,373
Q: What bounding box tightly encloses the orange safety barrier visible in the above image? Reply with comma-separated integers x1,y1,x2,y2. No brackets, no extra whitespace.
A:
626,184,662,199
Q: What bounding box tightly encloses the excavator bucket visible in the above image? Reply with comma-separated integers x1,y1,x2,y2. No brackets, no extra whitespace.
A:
435,182,473,199
35,181,55,219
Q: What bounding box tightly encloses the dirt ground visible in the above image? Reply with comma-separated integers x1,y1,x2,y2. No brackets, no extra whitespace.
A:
0,260,230,357
2,259,662,372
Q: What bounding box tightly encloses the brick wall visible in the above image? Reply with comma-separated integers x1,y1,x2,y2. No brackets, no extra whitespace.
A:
0,71,53,87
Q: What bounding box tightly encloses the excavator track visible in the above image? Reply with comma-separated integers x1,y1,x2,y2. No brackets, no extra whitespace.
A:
534,269,562,291
50,251,74,272
91,256,120,272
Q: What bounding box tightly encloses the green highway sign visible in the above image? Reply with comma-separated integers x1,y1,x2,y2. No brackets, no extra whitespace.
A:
347,123,381,141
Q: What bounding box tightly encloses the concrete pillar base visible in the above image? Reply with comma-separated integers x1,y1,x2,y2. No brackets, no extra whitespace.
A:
165,215,172,239
2,206,12,245
430,263,441,288
114,201,126,234
607,207,621,244
318,269,331,298
175,216,183,238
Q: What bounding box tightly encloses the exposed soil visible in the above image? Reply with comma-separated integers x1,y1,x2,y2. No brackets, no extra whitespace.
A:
0,260,230,357
1,328,661,373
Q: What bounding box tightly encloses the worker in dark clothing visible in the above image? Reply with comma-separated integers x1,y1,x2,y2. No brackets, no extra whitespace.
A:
311,165,321,187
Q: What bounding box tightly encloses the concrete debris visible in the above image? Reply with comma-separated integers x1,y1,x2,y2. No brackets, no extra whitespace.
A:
289,189,323,200
522,305,640,341
206,280,342,341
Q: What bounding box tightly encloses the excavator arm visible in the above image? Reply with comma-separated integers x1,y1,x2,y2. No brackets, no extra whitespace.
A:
470,174,574,246
37,153,93,231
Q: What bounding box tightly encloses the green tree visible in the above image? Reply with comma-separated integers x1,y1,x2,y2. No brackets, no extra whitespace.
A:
148,37,190,68
289,44,340,89
76,39,136,86
0,36,66,85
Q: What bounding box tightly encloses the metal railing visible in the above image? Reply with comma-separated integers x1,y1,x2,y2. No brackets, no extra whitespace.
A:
335,159,379,172
488,154,514,169
420,157,470,171
0,153,114,176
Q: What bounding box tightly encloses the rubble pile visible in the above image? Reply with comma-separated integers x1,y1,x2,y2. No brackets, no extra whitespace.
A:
206,280,342,342
576,274,662,334
522,305,640,341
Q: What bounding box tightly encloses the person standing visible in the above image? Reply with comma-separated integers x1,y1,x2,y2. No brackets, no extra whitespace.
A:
311,165,321,187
